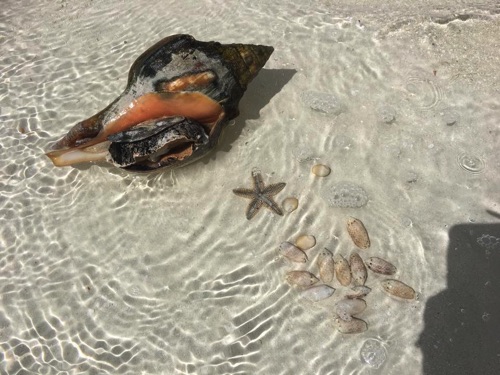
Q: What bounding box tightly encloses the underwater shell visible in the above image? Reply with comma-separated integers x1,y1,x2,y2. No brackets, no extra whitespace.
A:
346,217,371,249
334,254,351,286
279,242,307,263
295,235,316,251
282,197,299,213
312,164,331,177
350,252,368,286
346,286,372,299
381,279,416,299
334,316,368,334
335,299,367,321
366,257,397,275
46,34,273,171
285,271,319,288
300,284,335,302
317,248,335,283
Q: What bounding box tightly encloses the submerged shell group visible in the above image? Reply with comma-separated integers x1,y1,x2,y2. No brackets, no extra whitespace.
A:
277,215,416,335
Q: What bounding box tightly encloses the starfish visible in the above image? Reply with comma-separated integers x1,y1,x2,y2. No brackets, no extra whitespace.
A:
233,170,286,220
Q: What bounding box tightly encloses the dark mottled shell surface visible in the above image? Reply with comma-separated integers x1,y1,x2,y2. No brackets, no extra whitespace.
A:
46,34,273,171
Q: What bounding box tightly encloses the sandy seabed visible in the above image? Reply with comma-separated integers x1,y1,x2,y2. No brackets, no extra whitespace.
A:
1,1,500,374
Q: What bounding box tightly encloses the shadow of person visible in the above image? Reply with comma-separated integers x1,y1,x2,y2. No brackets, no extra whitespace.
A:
418,218,500,375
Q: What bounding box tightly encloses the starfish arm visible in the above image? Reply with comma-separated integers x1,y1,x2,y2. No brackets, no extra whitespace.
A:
260,196,284,216
246,198,263,220
266,199,283,216
262,182,286,195
233,188,256,198
251,171,265,192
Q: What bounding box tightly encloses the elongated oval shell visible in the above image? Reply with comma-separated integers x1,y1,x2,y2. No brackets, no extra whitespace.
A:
334,254,351,286
279,242,307,263
335,299,367,321
317,249,335,283
350,252,367,286
300,284,335,302
367,257,397,275
346,217,370,249
295,235,316,251
346,286,372,299
312,164,331,177
286,271,319,288
334,316,368,334
317,248,335,283
381,279,416,299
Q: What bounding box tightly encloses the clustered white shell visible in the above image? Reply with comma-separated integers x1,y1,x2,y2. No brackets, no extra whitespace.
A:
276,217,417,334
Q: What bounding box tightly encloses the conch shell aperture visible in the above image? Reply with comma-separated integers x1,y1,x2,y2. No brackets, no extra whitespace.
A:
46,34,274,171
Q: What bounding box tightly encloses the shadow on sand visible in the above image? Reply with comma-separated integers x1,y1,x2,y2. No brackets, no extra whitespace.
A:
207,67,296,156
418,214,500,374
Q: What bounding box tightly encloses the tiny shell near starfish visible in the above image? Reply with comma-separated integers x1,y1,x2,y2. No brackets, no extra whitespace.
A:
233,170,286,220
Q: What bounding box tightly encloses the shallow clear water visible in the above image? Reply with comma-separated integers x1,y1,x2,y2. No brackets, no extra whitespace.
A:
1,0,500,374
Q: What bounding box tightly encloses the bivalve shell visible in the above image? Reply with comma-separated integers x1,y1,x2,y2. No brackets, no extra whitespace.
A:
350,252,368,286
279,242,307,263
333,254,351,286
317,248,335,283
282,197,299,213
381,279,416,299
335,299,367,321
334,316,368,334
300,284,335,302
295,235,316,251
346,217,370,249
312,164,331,177
367,257,397,275
286,271,319,288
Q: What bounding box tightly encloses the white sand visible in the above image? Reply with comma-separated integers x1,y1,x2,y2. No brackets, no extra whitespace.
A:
1,0,499,374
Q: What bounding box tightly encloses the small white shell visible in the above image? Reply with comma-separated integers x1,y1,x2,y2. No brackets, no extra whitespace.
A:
285,271,319,288
346,286,372,299
295,235,316,251
381,279,416,299
335,299,367,321
334,254,351,286
282,197,299,213
350,252,367,286
317,248,335,283
334,316,368,334
312,164,331,177
366,257,397,275
279,242,307,263
346,217,370,249
300,284,335,302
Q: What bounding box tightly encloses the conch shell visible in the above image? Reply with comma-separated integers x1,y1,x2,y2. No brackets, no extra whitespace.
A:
46,34,273,171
